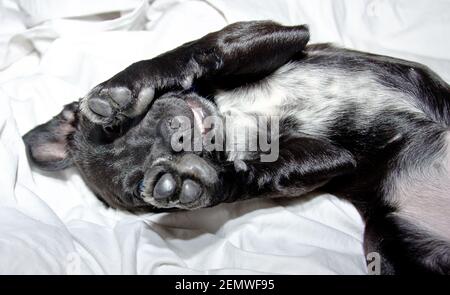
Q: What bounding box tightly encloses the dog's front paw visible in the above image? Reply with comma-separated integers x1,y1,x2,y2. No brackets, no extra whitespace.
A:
141,154,220,210
80,75,155,126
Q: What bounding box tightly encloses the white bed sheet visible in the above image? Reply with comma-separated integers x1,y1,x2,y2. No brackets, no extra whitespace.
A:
0,0,449,274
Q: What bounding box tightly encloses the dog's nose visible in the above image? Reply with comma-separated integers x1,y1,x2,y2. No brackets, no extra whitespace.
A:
153,173,176,199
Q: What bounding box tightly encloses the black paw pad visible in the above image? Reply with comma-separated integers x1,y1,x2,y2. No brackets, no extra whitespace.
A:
88,97,113,117
153,173,177,200
110,87,132,108
180,179,202,204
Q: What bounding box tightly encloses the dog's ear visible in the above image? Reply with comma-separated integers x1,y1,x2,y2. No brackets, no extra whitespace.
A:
23,101,79,171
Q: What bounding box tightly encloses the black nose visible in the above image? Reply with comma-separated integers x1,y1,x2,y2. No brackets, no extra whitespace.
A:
153,173,176,199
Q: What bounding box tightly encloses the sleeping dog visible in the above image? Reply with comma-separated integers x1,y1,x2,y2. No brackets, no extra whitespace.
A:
23,21,450,274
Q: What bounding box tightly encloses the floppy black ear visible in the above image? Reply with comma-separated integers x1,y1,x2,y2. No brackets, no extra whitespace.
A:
23,101,79,171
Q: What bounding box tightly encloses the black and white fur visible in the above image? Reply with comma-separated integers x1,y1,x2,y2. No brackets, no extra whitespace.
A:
23,21,450,274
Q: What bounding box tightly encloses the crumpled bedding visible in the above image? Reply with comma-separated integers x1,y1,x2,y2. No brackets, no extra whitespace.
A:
1,0,449,274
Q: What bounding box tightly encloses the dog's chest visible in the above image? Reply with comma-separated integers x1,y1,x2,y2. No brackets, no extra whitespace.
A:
214,62,420,139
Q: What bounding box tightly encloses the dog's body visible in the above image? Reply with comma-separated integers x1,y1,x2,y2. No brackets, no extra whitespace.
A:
23,21,450,274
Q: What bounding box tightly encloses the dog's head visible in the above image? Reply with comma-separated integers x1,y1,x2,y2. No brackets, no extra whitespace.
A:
23,92,224,212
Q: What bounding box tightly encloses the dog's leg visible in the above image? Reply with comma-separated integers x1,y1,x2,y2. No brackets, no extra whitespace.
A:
363,127,450,274
222,136,357,202
364,213,450,274
80,21,309,125
384,129,450,274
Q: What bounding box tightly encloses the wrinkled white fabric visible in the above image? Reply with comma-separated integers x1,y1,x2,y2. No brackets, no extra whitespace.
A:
1,0,449,274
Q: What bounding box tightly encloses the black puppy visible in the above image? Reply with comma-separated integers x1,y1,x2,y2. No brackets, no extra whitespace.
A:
23,21,450,274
